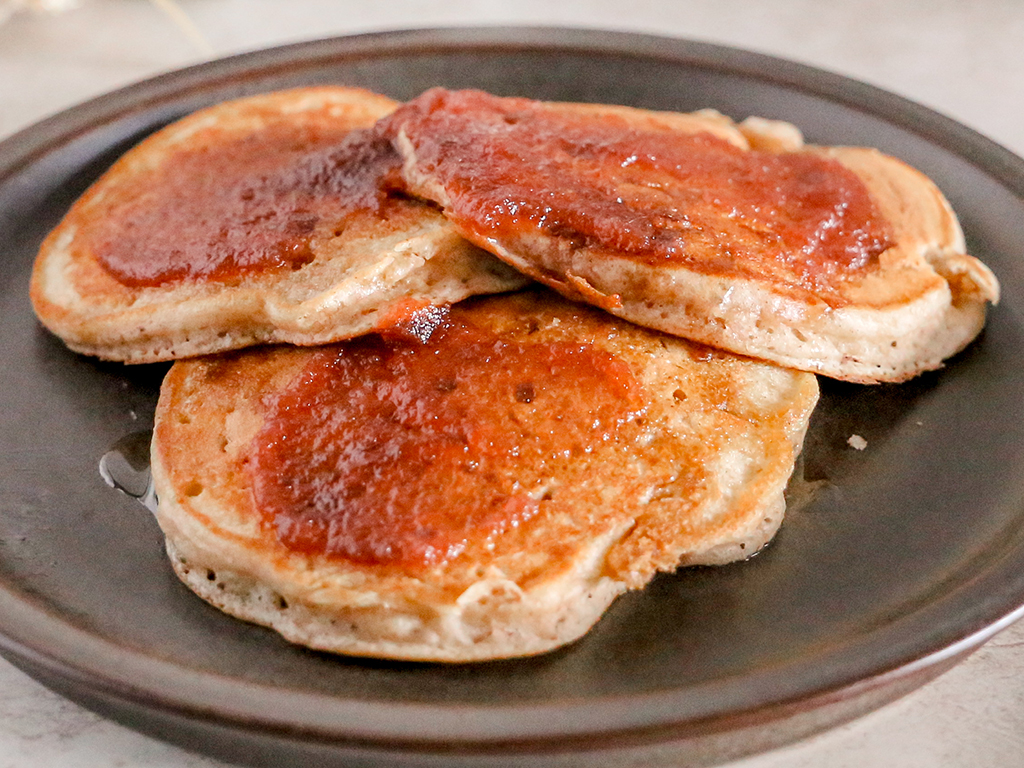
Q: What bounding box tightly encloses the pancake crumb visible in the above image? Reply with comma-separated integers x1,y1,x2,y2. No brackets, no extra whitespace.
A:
847,434,868,450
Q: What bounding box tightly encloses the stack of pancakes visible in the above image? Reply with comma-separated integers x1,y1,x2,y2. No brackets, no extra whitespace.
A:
30,86,998,661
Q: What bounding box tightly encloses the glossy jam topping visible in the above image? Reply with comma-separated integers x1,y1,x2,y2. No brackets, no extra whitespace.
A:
248,304,644,568
88,120,403,287
386,89,894,297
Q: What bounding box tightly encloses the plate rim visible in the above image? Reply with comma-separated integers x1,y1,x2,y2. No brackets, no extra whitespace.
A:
3,24,1024,754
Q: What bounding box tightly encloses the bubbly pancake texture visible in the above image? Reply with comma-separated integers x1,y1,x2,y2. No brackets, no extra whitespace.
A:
387,89,999,383
30,86,526,363
152,289,819,661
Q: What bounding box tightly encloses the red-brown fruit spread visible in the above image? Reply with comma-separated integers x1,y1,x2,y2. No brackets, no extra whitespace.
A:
384,89,894,297
248,303,645,568
87,120,403,287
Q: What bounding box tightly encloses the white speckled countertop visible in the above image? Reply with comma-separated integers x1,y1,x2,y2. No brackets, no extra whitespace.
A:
2,1,1024,765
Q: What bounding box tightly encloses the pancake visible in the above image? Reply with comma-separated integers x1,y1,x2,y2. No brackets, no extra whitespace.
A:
151,288,819,661
30,86,526,363
385,88,999,383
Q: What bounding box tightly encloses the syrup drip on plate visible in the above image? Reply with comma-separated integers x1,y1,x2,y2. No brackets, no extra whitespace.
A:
99,431,158,514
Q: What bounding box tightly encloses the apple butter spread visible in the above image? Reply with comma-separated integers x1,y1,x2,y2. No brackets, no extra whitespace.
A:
385,89,894,297
87,121,404,287
248,301,646,568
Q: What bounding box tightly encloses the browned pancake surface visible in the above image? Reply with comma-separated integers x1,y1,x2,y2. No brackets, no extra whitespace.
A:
387,89,999,382
385,88,890,305
152,289,819,660
30,87,526,362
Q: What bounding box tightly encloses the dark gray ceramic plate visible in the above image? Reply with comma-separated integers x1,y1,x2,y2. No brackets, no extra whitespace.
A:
2,27,1024,768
